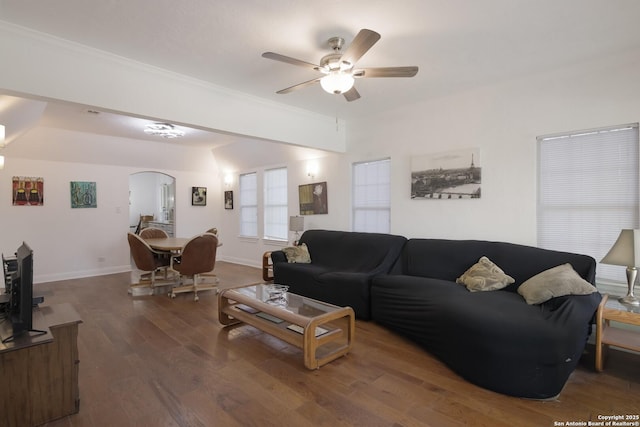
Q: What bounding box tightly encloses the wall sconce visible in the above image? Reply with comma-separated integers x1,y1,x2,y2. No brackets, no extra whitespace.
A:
223,173,233,187
306,161,318,179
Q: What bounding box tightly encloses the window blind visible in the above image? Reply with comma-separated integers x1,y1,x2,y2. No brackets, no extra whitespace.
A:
353,158,391,233
537,124,639,283
264,167,288,241
239,172,258,238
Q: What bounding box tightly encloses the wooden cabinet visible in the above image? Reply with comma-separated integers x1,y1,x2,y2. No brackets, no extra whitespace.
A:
0,303,82,426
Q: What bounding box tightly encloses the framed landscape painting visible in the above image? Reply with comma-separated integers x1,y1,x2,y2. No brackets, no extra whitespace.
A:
411,147,481,199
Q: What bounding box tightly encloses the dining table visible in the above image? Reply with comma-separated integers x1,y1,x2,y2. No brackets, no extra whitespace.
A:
144,237,191,252
144,236,223,252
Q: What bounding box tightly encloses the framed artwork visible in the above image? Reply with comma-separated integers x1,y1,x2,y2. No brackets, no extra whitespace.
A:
224,190,233,209
411,147,481,199
299,181,328,215
12,176,44,206
192,186,207,206
70,181,97,208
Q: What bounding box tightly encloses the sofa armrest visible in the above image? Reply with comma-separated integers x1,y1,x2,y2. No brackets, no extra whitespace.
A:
270,250,287,264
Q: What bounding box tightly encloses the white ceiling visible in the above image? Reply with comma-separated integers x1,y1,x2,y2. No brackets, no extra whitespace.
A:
1,0,640,144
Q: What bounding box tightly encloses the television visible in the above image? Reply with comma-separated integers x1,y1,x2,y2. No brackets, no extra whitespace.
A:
2,242,46,343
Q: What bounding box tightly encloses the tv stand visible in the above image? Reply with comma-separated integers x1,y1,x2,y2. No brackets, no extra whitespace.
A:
0,303,82,426
0,292,44,305
0,327,47,344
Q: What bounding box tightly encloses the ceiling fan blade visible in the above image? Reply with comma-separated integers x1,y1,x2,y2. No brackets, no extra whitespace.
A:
262,52,320,70
340,29,381,68
276,77,322,94
353,66,419,78
343,86,361,102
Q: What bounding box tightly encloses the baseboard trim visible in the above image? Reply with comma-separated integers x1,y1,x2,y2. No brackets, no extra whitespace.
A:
35,265,132,284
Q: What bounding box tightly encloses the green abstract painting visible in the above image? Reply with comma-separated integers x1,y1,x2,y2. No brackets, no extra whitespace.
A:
70,181,97,208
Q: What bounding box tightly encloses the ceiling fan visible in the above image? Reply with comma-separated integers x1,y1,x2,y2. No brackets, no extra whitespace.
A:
262,29,418,102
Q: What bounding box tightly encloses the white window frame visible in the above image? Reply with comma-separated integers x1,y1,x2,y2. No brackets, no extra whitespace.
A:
263,167,288,241
352,158,391,233
537,123,639,285
239,172,258,238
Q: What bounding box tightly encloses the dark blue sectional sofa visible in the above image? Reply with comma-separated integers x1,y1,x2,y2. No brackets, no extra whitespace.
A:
270,230,602,398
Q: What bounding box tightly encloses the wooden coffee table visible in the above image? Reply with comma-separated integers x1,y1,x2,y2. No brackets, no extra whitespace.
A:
218,284,355,369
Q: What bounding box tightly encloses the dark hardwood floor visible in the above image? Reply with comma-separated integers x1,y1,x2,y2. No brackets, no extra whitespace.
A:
35,262,639,426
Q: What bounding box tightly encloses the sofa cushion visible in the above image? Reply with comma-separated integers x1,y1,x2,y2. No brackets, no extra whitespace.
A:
282,243,311,263
518,263,598,305
456,256,515,292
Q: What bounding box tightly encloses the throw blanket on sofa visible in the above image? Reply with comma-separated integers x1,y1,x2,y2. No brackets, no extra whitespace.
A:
271,229,407,319
371,238,602,399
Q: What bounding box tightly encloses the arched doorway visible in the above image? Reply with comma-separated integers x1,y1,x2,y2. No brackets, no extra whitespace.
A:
129,172,176,236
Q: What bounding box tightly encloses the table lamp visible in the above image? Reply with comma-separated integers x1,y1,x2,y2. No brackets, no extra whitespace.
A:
601,229,640,306
289,216,304,245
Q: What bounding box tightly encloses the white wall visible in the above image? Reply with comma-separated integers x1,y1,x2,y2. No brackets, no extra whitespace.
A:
212,48,640,267
3,46,639,280
0,129,221,283
216,151,348,267
346,48,640,245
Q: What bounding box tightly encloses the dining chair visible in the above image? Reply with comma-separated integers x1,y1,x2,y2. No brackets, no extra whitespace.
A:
139,227,172,266
127,232,172,292
139,227,169,239
168,233,219,301
201,229,220,283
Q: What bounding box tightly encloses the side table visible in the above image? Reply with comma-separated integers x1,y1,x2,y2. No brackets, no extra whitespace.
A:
262,251,274,282
595,294,640,372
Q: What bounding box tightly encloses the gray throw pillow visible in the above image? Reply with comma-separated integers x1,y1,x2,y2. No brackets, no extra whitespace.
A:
518,263,597,305
456,256,515,292
282,243,311,263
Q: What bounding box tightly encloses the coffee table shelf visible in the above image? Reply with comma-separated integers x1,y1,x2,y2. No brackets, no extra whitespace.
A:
218,284,354,369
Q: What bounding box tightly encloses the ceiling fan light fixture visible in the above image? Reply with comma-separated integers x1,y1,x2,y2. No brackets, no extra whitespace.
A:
144,123,185,139
320,71,354,94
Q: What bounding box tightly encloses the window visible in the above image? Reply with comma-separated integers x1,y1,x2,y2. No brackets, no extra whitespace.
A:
353,158,391,233
264,167,288,241
537,124,639,283
239,172,257,238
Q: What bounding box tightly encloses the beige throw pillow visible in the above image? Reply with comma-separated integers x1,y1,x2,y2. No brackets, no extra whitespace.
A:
282,243,311,264
518,263,597,305
456,256,515,292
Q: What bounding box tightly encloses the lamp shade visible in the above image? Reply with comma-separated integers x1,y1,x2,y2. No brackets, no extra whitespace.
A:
289,216,304,232
601,229,640,267
320,72,354,94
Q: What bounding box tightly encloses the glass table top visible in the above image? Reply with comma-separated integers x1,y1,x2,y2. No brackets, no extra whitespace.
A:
604,293,640,314
227,284,341,317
